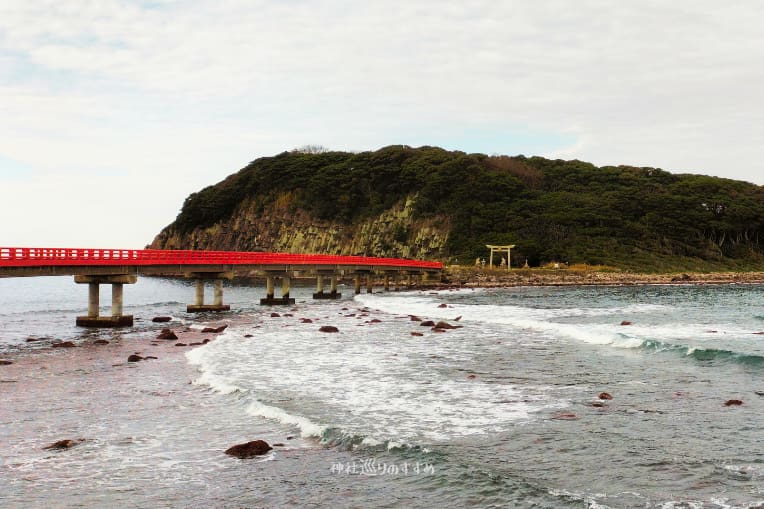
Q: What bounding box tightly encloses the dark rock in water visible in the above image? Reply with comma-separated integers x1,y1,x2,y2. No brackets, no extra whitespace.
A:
189,342,202,346
409,315,422,321
93,339,110,345
225,440,272,458
438,303,448,308
369,319,382,323
52,341,76,348
410,332,424,337
755,391,764,396
620,321,632,326
144,356,158,360
467,374,477,379
431,328,446,333
272,443,285,447
420,320,435,327
244,334,254,338
175,343,187,347
44,439,85,450
201,325,228,333
434,321,461,330
26,337,42,342
203,338,211,344
283,313,293,317
152,316,172,323
270,312,281,318
300,318,313,323
319,326,339,333
127,354,143,362
598,392,614,400
552,413,579,420
725,399,744,406
590,401,606,407
454,316,462,321
0,360,13,365
753,332,764,335
157,329,178,340
286,435,295,440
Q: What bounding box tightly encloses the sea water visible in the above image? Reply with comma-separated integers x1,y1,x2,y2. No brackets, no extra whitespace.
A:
2,277,764,508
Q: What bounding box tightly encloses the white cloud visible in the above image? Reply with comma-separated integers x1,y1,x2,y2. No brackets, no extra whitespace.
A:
1,0,763,246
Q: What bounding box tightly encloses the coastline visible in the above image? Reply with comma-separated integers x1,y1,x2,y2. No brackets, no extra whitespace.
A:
439,267,764,288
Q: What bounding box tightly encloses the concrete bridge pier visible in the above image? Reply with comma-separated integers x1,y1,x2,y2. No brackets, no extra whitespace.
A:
313,272,341,300
186,272,233,312
354,274,362,295
75,274,137,327
261,272,295,305
384,273,397,292
366,273,374,294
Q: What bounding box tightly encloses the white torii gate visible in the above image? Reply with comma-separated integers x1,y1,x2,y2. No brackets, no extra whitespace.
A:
486,244,515,271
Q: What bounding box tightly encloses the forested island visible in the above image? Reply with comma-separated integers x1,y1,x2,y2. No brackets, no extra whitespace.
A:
150,145,764,272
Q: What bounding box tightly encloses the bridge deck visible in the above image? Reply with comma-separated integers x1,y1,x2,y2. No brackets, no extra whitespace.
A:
0,247,442,277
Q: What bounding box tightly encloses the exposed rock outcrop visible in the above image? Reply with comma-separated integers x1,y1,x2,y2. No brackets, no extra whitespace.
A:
150,195,449,260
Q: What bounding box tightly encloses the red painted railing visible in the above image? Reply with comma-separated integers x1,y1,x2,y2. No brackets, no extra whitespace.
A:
0,247,443,270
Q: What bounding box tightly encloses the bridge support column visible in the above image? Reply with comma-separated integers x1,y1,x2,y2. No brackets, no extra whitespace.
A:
75,275,137,327
88,283,99,318
313,272,342,300
354,274,361,295
366,273,374,294
383,274,390,292
186,272,233,312
260,272,295,305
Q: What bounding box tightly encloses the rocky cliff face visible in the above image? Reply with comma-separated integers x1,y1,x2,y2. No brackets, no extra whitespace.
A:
149,193,450,259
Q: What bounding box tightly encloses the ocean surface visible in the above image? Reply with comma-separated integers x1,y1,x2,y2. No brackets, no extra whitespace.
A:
2,276,764,508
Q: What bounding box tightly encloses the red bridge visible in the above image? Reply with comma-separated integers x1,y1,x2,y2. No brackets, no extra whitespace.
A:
0,247,443,327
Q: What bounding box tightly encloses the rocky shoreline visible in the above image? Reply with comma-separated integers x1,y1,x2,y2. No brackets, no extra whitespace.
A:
439,267,764,288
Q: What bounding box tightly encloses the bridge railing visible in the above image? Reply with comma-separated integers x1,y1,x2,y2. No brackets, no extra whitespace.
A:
0,247,443,270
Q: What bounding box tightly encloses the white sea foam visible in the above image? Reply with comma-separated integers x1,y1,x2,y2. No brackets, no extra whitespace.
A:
245,400,326,438
184,312,561,446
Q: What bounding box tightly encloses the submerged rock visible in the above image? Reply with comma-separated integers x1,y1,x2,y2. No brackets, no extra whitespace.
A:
157,329,178,340
598,392,614,400
0,360,13,365
620,321,632,326
127,354,143,363
224,440,272,458
552,413,579,420
410,332,424,337
434,321,461,330
725,399,744,406
43,439,85,450
409,315,422,321
152,316,172,323
420,320,435,327
52,341,76,348
201,325,228,333
319,326,339,333
93,339,110,345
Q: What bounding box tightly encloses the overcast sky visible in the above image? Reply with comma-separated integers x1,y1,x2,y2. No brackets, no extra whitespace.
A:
2,1,763,248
